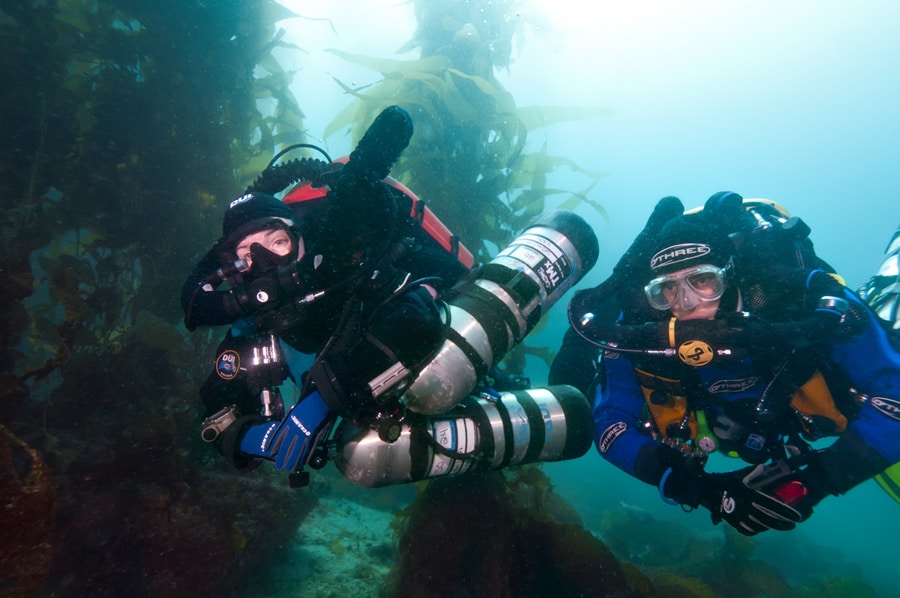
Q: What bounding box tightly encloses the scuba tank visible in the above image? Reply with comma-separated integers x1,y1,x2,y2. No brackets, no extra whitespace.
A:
319,209,599,485
334,385,593,488
402,210,600,414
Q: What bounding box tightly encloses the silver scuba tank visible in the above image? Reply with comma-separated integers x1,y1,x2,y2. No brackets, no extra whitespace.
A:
402,211,599,414
334,385,593,488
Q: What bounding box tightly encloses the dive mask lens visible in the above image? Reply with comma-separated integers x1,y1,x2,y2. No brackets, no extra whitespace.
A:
644,277,678,311
683,267,726,298
644,265,726,311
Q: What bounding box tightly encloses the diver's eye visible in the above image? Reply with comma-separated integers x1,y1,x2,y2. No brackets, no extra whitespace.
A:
690,273,715,287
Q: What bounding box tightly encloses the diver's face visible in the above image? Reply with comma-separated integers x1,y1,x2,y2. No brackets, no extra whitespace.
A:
644,264,725,320
671,296,720,320
236,228,298,267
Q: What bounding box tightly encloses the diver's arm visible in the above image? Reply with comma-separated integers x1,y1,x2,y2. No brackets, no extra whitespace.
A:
181,245,244,330
549,325,600,397
797,430,892,504
593,354,658,481
800,294,900,497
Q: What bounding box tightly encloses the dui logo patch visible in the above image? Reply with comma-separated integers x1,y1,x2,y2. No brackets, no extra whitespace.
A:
216,350,240,380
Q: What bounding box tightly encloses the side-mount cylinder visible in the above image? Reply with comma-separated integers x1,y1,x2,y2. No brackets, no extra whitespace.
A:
335,385,594,488
403,210,599,415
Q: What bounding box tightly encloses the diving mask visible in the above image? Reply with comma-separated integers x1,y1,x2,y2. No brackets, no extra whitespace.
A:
644,265,726,311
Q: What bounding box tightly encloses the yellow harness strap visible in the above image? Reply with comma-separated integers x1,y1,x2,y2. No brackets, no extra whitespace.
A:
789,369,848,435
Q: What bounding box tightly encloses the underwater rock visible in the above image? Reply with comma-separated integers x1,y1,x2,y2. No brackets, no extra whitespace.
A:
388,469,651,597
599,511,814,598
803,576,879,598
45,464,317,597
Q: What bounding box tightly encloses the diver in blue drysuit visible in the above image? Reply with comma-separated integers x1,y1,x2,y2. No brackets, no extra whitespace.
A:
554,192,900,536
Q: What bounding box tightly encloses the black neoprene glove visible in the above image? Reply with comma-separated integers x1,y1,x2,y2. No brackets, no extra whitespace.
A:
697,464,808,535
661,458,809,536
182,244,249,329
669,432,892,537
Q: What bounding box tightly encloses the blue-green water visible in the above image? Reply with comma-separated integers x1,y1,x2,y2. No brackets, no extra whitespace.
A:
8,1,896,595
277,1,900,595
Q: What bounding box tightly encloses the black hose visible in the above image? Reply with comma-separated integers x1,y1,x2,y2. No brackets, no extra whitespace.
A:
245,156,333,195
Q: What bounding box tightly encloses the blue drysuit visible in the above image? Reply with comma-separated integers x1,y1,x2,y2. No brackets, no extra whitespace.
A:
594,288,900,496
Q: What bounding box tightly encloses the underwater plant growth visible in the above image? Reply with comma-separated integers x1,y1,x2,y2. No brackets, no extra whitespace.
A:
323,0,608,260
1,1,316,595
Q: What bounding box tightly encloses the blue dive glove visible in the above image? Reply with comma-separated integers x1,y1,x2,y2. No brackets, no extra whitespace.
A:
239,391,330,471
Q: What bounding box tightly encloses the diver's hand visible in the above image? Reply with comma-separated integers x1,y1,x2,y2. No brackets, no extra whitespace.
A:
699,465,805,536
228,268,292,316
238,392,330,471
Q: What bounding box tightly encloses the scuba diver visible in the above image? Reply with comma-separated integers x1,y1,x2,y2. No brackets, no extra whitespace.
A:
552,191,900,536
182,105,600,488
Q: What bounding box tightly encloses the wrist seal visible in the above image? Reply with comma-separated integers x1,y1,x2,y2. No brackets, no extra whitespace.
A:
217,413,267,471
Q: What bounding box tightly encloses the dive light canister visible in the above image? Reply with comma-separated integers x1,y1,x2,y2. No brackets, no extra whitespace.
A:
403,211,599,414
334,385,593,488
